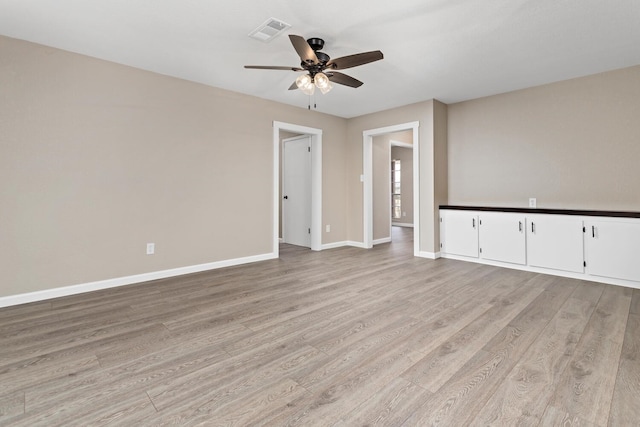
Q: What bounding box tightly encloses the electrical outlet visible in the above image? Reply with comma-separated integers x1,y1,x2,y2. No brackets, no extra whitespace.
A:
326,224,331,233
146,243,155,255
403,211,406,217
529,198,537,208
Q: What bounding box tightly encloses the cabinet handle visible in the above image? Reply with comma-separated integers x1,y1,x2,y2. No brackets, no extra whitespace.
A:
473,218,475,228
519,221,522,232
531,222,535,233
592,225,595,238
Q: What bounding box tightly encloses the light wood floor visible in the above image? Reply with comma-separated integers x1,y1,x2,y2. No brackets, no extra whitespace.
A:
1,227,638,426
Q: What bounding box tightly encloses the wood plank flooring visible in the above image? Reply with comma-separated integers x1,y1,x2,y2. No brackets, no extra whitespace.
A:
0,227,638,426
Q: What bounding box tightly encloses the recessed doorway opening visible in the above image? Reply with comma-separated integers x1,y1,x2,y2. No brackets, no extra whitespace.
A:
363,121,419,256
272,121,322,256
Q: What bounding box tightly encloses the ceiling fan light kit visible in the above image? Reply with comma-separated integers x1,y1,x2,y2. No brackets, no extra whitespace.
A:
295,72,333,95
314,72,332,94
295,73,315,95
245,34,383,102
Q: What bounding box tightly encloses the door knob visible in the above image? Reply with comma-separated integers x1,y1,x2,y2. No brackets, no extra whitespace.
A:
283,195,288,199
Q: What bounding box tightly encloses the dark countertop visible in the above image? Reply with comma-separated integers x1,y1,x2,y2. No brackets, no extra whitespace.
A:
439,205,640,219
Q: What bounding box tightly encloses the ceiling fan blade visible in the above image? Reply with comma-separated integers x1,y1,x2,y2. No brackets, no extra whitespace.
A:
244,65,304,71
289,35,318,65
328,72,363,88
288,81,298,90
326,50,383,70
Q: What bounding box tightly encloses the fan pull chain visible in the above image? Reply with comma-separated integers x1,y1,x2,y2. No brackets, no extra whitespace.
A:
306,94,319,111
307,93,318,110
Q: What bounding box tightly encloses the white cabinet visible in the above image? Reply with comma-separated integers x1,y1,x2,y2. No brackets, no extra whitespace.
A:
527,214,584,273
478,212,526,265
440,211,478,258
584,219,640,282
440,208,640,288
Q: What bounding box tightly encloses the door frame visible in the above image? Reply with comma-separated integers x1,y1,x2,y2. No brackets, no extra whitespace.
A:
363,121,420,255
273,121,322,255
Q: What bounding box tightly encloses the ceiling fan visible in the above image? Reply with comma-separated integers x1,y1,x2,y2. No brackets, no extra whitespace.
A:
244,35,383,95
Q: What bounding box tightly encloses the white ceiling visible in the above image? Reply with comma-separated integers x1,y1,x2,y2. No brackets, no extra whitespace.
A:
1,0,639,118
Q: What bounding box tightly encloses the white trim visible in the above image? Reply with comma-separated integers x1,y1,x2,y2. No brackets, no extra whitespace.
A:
363,135,373,249
439,253,640,290
392,222,414,228
273,121,323,253
320,241,368,250
272,124,281,256
321,241,348,250
311,136,322,251
363,121,420,254
0,252,277,308
373,237,392,245
346,241,367,249
412,125,420,257
417,251,440,259
390,140,413,148
388,144,393,244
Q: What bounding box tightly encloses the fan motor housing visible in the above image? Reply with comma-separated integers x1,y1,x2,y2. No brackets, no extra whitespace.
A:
307,38,325,51
315,51,330,64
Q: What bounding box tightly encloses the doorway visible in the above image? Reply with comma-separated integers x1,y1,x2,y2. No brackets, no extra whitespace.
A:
363,121,420,255
370,133,414,246
390,140,414,229
282,135,312,248
272,121,322,256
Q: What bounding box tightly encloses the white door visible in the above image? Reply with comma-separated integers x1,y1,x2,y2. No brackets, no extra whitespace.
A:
585,219,640,282
440,210,479,258
527,214,584,273
479,212,526,265
282,135,312,248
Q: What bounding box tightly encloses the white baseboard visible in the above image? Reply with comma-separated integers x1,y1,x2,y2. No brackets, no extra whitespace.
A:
417,251,441,259
439,254,640,290
279,237,284,243
321,241,348,250
0,252,278,309
373,237,392,245
321,241,368,250
392,222,414,228
346,241,367,249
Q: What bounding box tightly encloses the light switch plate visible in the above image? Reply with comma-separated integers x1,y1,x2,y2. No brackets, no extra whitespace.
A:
529,198,537,208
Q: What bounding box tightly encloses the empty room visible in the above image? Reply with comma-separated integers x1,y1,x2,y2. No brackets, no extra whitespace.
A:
1,0,639,425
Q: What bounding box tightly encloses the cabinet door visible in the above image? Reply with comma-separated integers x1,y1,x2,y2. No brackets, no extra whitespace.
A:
479,212,526,265
440,211,479,258
585,219,640,282
527,215,584,273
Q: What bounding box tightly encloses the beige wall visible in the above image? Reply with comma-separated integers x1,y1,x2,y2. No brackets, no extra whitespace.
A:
391,146,413,224
433,100,448,249
389,130,413,146
0,36,348,298
346,100,446,253
371,130,415,241
447,66,640,210
5,33,637,302
372,135,390,241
